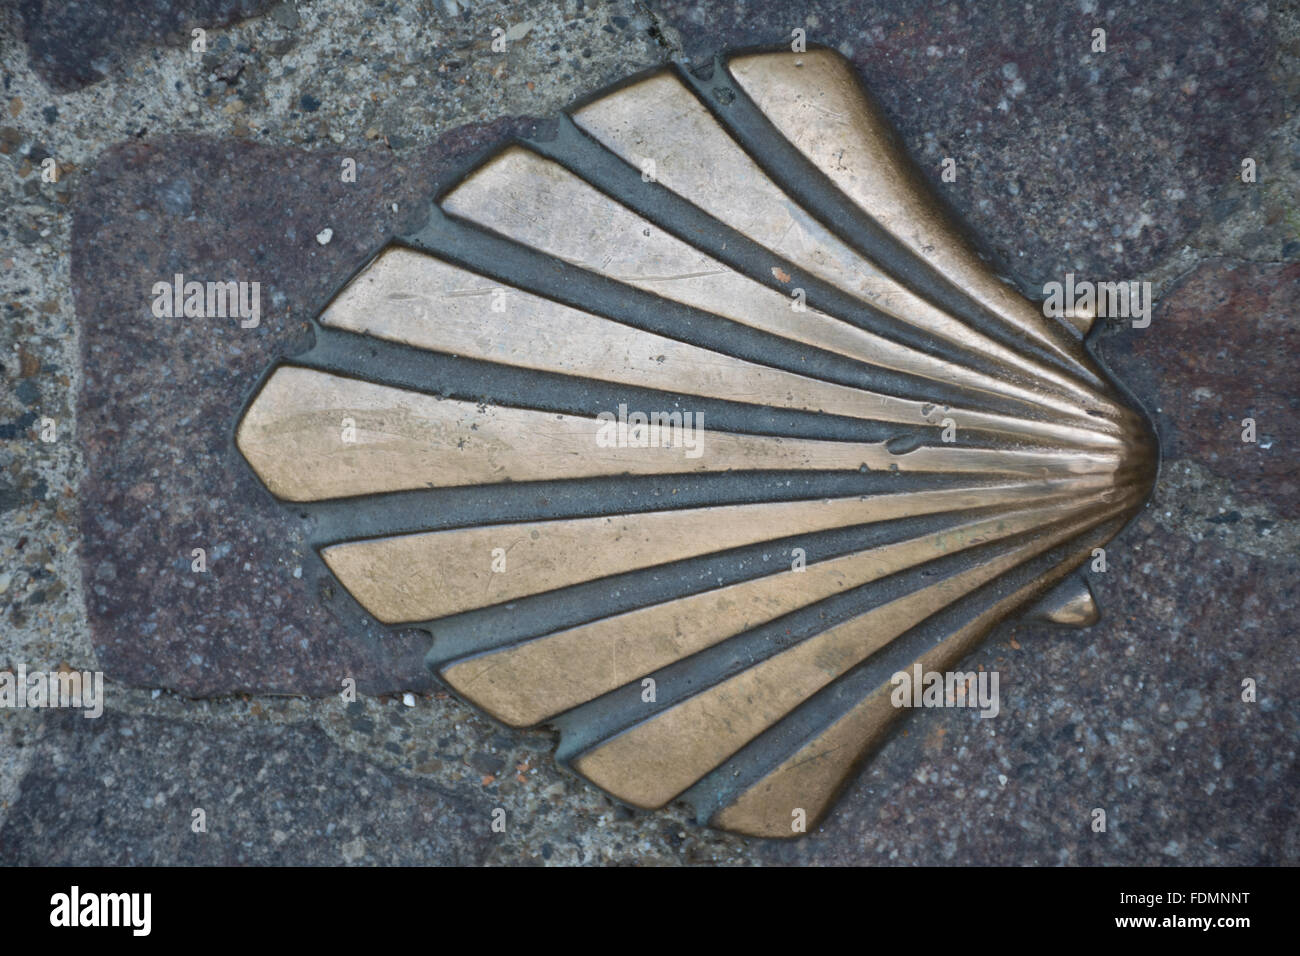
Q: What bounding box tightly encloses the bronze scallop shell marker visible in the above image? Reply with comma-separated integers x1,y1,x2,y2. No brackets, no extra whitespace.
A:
237,49,1155,837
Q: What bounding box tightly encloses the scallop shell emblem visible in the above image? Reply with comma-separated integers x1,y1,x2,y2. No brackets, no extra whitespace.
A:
236,48,1156,837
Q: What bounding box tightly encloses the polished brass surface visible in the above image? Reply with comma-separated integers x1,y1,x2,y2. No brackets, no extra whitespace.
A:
323,477,1114,623
713,523,1108,837
572,495,1136,810
238,366,1124,504
728,51,1098,376
444,145,1123,429
441,494,1110,728
235,48,1156,837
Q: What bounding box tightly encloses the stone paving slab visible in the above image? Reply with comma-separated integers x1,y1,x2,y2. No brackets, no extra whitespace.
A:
73,123,536,697
650,0,1288,288
755,519,1300,864
16,0,277,92
0,707,490,865
1,0,1297,864
1104,260,1300,518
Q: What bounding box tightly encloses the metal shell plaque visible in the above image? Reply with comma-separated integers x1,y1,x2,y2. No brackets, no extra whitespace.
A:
236,49,1155,837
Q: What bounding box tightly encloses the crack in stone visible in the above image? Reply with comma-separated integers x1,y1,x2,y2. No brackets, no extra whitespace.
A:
633,0,684,60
